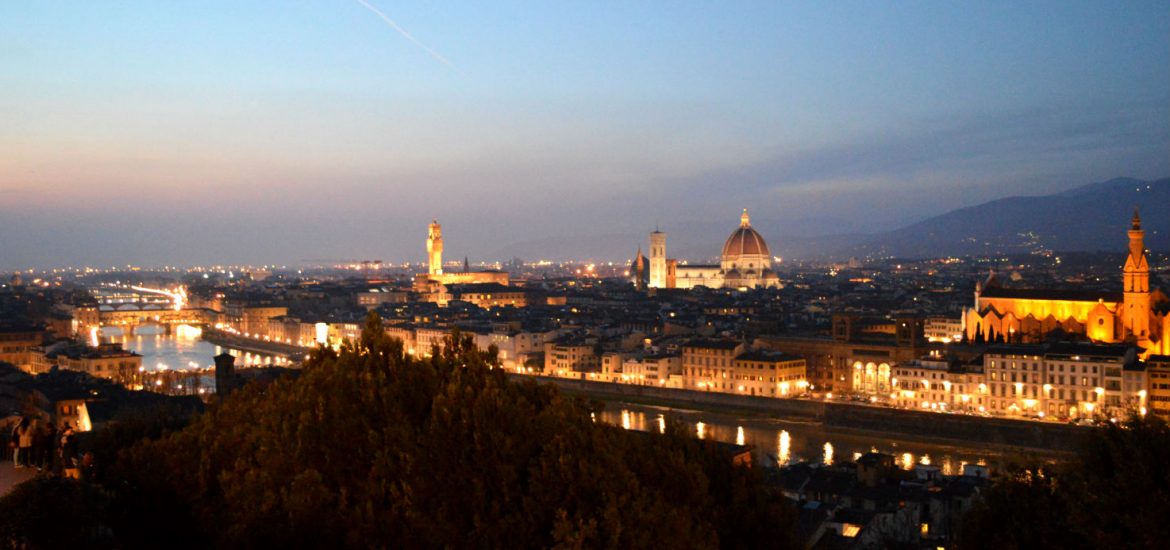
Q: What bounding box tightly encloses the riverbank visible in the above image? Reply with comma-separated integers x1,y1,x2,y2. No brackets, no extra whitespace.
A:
512,374,1084,455
200,328,308,360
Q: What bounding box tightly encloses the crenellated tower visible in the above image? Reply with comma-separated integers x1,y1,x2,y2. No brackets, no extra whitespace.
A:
427,220,444,276
1122,209,1150,341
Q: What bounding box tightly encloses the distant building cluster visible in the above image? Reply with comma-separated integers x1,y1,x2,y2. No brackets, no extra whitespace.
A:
2,208,1168,426
778,451,991,548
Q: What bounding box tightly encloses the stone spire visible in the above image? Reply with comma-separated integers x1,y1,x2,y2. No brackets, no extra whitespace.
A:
634,247,646,291
1123,208,1150,341
740,208,751,227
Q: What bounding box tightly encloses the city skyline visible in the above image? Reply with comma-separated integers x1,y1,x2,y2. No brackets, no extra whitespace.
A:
2,2,1168,268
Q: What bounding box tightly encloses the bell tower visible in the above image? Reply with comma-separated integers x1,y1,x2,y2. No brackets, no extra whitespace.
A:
1122,209,1150,341
427,220,444,276
649,228,667,289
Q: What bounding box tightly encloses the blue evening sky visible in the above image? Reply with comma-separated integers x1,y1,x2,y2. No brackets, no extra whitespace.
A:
1,1,1167,267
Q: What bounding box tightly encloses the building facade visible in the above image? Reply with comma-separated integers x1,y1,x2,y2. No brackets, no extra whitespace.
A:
891,356,985,412
0,326,43,371
682,340,807,397
982,343,1138,420
1148,355,1170,421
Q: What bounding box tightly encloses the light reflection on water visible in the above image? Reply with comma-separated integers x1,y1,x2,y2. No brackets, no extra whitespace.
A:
101,326,291,371
598,402,1005,470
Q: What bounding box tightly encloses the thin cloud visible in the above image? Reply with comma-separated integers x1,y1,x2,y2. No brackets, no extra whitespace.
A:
354,0,453,67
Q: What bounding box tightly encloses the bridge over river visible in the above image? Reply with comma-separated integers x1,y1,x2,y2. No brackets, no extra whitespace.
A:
93,303,217,337
75,284,218,338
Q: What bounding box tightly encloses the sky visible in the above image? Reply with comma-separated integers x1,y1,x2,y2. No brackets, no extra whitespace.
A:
1,1,1168,269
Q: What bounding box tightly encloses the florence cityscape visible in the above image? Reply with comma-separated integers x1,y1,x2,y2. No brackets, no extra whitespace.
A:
1,2,1169,548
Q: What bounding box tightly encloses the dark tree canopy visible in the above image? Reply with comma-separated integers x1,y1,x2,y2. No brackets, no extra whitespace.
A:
20,311,792,548
959,414,1170,549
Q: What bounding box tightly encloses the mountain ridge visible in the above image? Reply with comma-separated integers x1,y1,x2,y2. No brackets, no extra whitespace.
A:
488,177,1168,263
838,177,1169,259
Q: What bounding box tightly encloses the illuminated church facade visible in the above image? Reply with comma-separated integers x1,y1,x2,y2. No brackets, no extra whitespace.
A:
964,210,1169,357
635,209,781,290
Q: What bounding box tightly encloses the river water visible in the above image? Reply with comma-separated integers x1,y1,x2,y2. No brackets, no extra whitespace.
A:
102,325,293,371
595,401,1026,472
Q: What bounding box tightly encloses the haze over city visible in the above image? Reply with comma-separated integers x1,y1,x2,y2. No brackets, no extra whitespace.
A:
2,1,1168,269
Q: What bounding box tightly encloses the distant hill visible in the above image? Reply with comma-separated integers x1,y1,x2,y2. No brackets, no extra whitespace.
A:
841,177,1169,259
486,177,1168,263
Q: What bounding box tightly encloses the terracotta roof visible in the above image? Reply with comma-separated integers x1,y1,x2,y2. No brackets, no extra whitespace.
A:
979,287,1121,303
684,338,741,350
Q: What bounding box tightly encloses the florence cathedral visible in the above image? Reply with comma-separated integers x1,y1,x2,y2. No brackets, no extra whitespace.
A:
633,209,781,291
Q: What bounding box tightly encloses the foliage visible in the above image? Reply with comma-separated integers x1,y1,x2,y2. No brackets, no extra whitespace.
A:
0,476,112,548
95,311,792,548
959,414,1170,549
84,400,199,481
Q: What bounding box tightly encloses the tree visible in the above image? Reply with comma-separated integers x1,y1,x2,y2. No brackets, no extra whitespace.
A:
92,311,793,547
959,414,1170,549
0,477,112,548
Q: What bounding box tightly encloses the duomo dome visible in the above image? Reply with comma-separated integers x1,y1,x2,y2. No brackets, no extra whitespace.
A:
720,209,774,279
722,209,771,262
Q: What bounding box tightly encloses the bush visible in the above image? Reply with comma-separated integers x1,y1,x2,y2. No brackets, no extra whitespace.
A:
959,414,1170,549
0,476,111,548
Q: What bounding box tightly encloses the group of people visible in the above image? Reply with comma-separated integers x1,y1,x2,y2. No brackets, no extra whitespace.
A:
8,417,81,479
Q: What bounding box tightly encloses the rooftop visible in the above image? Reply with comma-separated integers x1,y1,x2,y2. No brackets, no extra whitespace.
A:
683,339,742,350
980,286,1121,303
736,350,803,363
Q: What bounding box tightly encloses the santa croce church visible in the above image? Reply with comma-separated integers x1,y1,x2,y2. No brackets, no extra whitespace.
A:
965,210,1169,357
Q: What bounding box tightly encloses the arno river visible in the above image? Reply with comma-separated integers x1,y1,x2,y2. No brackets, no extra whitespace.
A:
103,325,294,371
595,402,1015,471
120,328,1014,471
